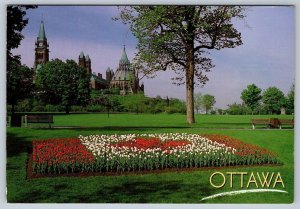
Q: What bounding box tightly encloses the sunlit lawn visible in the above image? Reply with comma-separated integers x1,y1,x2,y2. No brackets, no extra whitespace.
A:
6,113,294,203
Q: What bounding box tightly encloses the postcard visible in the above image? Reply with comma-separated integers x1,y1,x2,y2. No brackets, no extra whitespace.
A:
6,4,295,204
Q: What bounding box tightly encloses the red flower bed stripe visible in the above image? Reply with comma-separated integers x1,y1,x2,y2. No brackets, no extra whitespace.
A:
112,137,190,150
204,134,275,157
32,138,95,173
33,138,94,164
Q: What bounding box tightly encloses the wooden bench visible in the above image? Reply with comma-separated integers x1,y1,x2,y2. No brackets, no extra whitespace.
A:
24,115,54,128
251,118,271,129
278,119,294,129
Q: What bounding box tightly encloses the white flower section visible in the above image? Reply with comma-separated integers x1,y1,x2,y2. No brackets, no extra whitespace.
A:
78,133,236,160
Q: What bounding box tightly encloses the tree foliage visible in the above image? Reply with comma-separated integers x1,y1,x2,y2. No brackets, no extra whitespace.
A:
36,59,91,114
202,94,216,114
262,87,286,115
285,83,294,114
241,84,262,114
123,93,146,114
117,6,245,123
7,5,37,58
7,58,34,113
194,92,203,114
7,5,37,115
226,102,250,115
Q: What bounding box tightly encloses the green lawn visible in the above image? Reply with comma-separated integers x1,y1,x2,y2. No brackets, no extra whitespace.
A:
22,113,294,129
6,113,294,203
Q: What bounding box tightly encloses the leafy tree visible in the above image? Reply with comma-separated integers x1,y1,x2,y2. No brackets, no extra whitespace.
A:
226,102,250,115
123,93,146,114
7,5,37,120
165,98,186,114
7,5,37,58
7,58,34,114
241,84,262,114
145,96,165,114
217,109,224,115
194,92,203,114
286,83,294,115
202,94,216,114
118,6,245,123
36,59,91,114
262,87,286,115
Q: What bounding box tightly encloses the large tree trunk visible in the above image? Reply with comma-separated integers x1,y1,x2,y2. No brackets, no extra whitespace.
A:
186,44,195,124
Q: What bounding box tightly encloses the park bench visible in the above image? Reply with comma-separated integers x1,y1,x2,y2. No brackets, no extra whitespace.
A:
278,118,294,129
24,115,54,128
251,118,271,129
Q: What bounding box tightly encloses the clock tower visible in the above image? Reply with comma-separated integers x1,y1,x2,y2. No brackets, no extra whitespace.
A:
34,21,49,72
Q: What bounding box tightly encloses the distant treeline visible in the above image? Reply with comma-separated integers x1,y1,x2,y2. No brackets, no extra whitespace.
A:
8,91,186,114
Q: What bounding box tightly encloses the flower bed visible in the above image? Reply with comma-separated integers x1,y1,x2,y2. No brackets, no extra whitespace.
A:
32,138,95,174
31,133,280,175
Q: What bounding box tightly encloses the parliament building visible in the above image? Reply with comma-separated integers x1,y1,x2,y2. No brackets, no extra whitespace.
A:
34,21,144,95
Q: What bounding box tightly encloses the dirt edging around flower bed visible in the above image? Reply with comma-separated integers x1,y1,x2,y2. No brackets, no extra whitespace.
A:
26,154,282,180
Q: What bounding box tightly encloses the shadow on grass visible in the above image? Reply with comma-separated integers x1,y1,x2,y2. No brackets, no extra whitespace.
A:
72,181,209,203
14,179,212,203
79,180,212,203
36,126,190,132
31,124,294,131
6,132,32,158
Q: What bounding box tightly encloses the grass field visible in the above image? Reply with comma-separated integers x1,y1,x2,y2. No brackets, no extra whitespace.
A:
6,113,294,203
21,113,293,129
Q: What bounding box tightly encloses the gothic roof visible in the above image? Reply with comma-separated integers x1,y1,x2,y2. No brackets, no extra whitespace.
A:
38,21,47,41
111,46,134,81
112,68,134,81
91,73,109,85
85,54,90,61
106,67,111,72
119,46,130,65
79,51,84,58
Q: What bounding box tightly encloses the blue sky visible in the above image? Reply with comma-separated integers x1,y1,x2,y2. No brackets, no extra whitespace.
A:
12,6,295,109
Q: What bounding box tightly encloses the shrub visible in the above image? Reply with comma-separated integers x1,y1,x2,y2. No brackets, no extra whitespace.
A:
86,105,105,112
71,106,87,112
31,105,45,112
44,104,58,112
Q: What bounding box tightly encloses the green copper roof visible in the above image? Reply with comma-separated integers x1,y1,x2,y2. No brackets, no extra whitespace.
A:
112,68,134,81
85,54,90,61
36,64,42,71
106,67,112,72
91,73,109,85
79,51,84,58
38,21,47,41
119,46,130,65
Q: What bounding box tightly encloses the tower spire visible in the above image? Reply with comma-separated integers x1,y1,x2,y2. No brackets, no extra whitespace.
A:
38,20,47,41
119,45,130,65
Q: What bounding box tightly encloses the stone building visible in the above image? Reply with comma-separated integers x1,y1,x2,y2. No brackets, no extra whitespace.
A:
109,46,144,95
78,51,109,89
33,21,144,94
78,51,92,74
33,21,49,73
